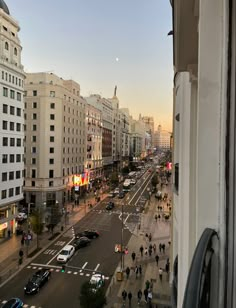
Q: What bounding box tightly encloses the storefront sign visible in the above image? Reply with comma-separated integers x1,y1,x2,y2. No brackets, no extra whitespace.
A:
0,222,8,231
73,172,90,186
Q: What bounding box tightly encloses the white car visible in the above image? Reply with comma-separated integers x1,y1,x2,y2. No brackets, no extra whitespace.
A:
130,179,136,185
57,244,75,263
90,274,105,291
114,187,120,194
17,212,27,221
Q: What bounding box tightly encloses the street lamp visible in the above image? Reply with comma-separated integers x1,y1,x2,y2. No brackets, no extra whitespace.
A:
120,201,124,271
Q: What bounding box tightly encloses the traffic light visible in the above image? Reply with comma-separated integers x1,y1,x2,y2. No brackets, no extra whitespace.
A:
61,265,66,273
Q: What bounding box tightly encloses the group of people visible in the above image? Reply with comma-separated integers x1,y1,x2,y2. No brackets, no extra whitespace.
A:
125,265,142,279
122,286,153,307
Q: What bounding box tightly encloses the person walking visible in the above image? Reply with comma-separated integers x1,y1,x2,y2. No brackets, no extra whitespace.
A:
155,214,158,222
139,264,142,276
131,251,136,262
135,266,139,279
140,245,144,257
148,246,152,257
162,243,166,254
153,243,156,254
126,266,130,279
137,289,142,305
122,289,127,305
145,247,148,256
148,290,153,306
128,291,132,307
145,279,150,290
159,243,162,253
144,288,148,303
148,233,152,242
155,254,159,266
159,267,163,281
165,259,170,274
149,279,153,291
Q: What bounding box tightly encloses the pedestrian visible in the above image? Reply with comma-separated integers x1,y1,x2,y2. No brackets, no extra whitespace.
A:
153,243,156,254
162,243,166,254
126,266,130,279
148,246,152,256
128,291,132,307
131,251,136,262
148,233,152,242
21,237,24,246
165,259,170,274
158,214,161,220
140,245,144,257
139,264,142,276
155,254,159,266
159,243,162,253
155,214,158,222
122,289,127,303
137,289,142,305
149,278,153,291
8,230,11,238
159,267,163,281
145,279,150,290
144,288,148,303
135,266,139,279
145,247,148,256
148,289,153,305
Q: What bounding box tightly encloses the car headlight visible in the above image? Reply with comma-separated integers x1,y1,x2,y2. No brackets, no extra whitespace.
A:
24,287,26,290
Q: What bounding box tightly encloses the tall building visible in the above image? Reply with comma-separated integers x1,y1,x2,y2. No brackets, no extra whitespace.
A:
140,115,155,147
119,108,130,167
0,1,25,237
171,1,235,308
24,73,86,223
155,125,171,151
130,117,146,159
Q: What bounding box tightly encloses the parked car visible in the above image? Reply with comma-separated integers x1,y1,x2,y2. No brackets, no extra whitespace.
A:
90,273,105,291
16,212,27,221
106,201,115,210
2,298,23,308
130,179,136,185
72,237,91,250
114,187,120,194
57,244,75,263
24,269,51,294
107,191,116,198
118,191,125,199
76,229,99,239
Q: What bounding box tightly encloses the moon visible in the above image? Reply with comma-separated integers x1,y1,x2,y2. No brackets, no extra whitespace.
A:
115,57,119,62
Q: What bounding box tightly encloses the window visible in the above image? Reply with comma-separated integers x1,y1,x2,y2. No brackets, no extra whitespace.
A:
16,138,21,146
9,188,14,197
17,92,21,101
49,159,54,164
2,154,7,163
50,91,55,97
4,42,8,50
16,123,21,131
10,122,14,131
9,74,11,82
49,181,53,187
1,190,7,199
49,170,54,178
10,90,15,99
10,138,15,146
33,90,37,96
16,170,21,179
50,125,55,131
3,87,8,97
9,171,14,180
49,147,54,153
14,47,17,56
32,124,37,131
50,103,55,109
10,106,15,115
32,136,36,142
10,154,14,163
32,181,35,187
16,108,21,116
49,136,55,143
2,121,7,130
15,187,20,195
32,158,36,164
50,114,55,120
2,137,8,146
2,172,7,181
32,113,37,120
32,147,36,153
16,154,21,162
31,169,36,178
33,102,37,108
3,104,7,113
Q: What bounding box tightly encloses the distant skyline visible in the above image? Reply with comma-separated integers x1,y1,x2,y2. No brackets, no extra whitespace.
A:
7,0,173,131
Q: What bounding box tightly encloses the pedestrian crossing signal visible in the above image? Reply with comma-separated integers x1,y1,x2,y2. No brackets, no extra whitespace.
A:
61,265,65,273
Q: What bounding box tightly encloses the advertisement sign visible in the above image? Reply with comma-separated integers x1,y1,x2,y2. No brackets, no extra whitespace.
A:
0,222,8,231
73,172,90,187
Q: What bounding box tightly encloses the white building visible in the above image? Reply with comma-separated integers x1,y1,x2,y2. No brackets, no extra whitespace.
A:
171,1,235,308
0,1,25,237
155,125,171,151
130,117,146,159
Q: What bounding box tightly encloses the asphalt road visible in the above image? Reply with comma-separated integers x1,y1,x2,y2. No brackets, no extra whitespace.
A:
0,169,154,308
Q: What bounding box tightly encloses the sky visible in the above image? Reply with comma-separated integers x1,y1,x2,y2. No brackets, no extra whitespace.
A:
7,0,173,131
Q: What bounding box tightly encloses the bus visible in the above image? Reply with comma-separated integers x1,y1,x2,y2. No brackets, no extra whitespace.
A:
123,179,131,191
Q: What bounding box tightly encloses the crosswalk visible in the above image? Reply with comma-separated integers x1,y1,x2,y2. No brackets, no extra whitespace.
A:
91,209,140,216
0,300,42,308
26,264,110,280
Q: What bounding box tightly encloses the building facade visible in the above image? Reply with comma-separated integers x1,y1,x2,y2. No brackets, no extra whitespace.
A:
0,1,25,237
155,125,171,151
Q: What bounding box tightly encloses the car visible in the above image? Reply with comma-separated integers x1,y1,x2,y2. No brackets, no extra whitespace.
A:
114,187,120,194
90,273,105,291
16,212,27,221
130,179,136,185
76,229,99,239
118,191,125,199
2,298,23,308
72,237,91,250
24,269,51,294
57,244,75,263
106,201,115,210
107,191,116,198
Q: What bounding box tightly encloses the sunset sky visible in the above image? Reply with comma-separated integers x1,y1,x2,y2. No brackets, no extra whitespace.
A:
7,0,173,131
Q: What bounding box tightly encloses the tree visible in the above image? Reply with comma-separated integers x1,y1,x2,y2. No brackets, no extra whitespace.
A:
110,171,119,186
151,174,159,189
30,208,44,250
79,281,107,308
121,166,129,175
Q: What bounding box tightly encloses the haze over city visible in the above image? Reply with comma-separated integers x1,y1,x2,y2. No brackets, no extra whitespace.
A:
7,0,173,131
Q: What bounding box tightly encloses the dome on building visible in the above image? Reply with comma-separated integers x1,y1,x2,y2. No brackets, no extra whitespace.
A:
0,0,9,15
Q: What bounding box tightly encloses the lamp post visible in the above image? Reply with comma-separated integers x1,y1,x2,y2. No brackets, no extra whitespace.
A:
121,200,124,271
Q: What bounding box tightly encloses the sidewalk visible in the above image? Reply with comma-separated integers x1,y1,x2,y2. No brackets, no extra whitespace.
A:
0,192,107,286
106,184,172,308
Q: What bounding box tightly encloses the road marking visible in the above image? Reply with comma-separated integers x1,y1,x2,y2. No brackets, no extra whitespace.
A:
80,272,84,276
124,214,130,224
31,263,61,269
128,173,152,205
94,264,100,271
46,237,75,265
82,262,88,269
44,249,57,255
74,272,78,275
67,271,72,274
55,241,66,246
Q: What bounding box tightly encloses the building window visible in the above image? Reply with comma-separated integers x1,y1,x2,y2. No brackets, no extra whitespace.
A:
50,125,55,131
50,103,55,109
16,138,21,146
15,187,20,195
16,170,21,179
9,171,14,180
17,108,21,116
3,104,7,113
49,181,53,187
32,181,35,187
10,138,15,146
50,114,55,120
33,102,37,108
2,137,8,146
14,47,17,56
32,147,36,153
2,172,7,181
32,124,37,131
10,154,14,163
9,188,14,197
50,91,55,97
2,121,7,130
5,42,9,50
31,169,36,178
10,106,15,115
49,170,54,178
33,90,37,96
32,113,37,120
32,136,36,142
10,90,15,99
17,93,21,103
2,154,7,163
16,154,21,162
3,87,8,97
50,136,54,142
32,158,36,164
10,122,14,131
49,147,54,153
1,190,7,199
49,158,54,164
16,123,21,131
